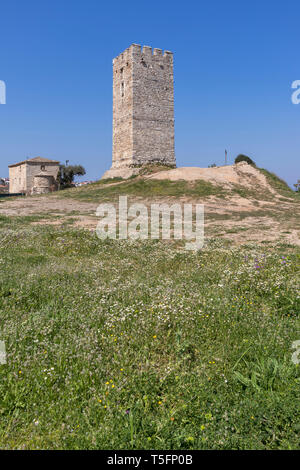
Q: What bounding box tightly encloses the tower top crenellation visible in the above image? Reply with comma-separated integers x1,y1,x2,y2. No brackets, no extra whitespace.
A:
113,43,173,65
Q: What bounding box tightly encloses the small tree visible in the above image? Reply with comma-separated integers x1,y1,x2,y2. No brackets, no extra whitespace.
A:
235,154,255,165
58,164,86,189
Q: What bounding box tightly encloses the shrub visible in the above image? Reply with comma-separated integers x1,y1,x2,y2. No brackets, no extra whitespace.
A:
58,164,86,189
235,154,255,165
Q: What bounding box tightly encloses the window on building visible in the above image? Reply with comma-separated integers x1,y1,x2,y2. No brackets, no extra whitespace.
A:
121,81,124,97
41,165,45,171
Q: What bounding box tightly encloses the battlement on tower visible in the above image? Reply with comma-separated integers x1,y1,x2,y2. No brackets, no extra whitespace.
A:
113,44,173,65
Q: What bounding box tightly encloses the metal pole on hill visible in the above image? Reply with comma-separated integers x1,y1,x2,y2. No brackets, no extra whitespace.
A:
225,149,228,165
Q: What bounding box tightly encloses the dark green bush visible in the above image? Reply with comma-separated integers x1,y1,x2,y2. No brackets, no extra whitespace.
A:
235,154,255,165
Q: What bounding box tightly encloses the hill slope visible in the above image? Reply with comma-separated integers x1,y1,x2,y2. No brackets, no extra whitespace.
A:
0,163,299,246
146,162,275,190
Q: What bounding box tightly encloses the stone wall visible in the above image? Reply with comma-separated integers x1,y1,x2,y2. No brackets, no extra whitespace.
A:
31,173,56,194
26,163,59,194
9,164,27,193
112,46,134,168
111,44,176,172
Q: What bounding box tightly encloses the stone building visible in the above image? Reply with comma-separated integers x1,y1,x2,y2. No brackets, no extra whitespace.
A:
8,157,60,194
103,44,176,178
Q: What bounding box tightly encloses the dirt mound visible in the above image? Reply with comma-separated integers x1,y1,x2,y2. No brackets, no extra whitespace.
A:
145,162,275,192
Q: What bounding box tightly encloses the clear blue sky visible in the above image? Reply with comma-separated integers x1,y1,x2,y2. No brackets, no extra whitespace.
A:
0,0,299,187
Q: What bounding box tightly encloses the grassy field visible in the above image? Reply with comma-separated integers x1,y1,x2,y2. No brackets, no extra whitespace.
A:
0,214,299,449
57,178,226,202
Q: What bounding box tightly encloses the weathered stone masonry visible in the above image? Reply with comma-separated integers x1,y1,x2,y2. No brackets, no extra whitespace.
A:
108,44,176,175
9,157,59,194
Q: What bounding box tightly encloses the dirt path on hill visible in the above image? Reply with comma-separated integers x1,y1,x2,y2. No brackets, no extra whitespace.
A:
145,162,278,193
0,196,98,216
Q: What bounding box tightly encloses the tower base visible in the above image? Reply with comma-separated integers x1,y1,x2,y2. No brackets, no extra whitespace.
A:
101,167,140,180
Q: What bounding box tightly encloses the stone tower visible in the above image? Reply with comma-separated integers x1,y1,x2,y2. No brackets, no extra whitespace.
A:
103,44,176,178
